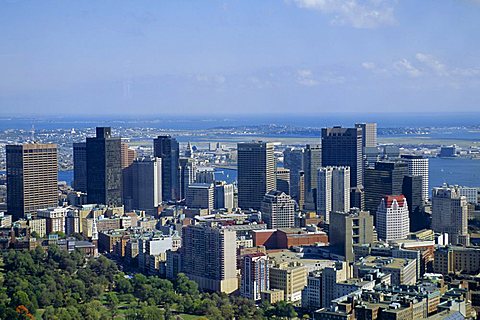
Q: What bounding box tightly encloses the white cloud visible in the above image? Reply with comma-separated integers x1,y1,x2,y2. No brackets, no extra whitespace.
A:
296,69,319,86
415,53,448,76
393,59,422,77
290,0,396,28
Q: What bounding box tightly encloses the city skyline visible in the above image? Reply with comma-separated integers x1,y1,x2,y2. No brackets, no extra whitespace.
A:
1,1,480,115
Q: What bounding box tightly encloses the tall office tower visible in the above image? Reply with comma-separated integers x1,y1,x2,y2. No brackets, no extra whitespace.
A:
73,142,87,192
121,141,136,169
364,161,408,216
275,168,291,195
376,195,410,241
86,127,122,206
6,143,58,220
298,171,305,210
432,186,469,246
459,186,479,205
186,183,214,210
304,144,322,209
350,187,364,210
153,135,180,202
181,224,238,293
402,175,426,232
240,253,269,301
330,208,374,262
214,181,234,211
261,190,296,229
321,126,363,190
283,147,304,203
401,155,429,201
123,157,162,215
355,123,378,169
237,141,276,210
317,166,350,223
179,158,196,200
355,123,377,148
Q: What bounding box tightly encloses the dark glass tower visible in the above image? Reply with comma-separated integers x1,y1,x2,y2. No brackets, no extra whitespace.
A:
73,142,87,192
86,127,122,206
304,144,322,209
402,175,428,231
321,126,363,189
364,161,408,215
153,135,180,201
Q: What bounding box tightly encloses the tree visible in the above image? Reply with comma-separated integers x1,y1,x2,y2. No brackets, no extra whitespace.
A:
105,292,119,320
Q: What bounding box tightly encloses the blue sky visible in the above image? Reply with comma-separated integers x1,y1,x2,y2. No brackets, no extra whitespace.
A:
1,0,479,115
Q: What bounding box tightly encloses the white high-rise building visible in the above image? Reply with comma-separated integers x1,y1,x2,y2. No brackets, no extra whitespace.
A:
432,186,469,246
376,195,410,241
261,190,295,229
240,253,269,301
317,166,350,223
401,155,429,201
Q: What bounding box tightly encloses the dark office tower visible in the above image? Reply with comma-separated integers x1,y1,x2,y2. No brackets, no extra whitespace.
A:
153,135,180,202
73,142,87,192
321,127,363,189
364,161,408,215
86,127,122,206
6,143,58,220
298,171,305,210
350,187,365,211
402,175,428,232
275,168,290,195
237,141,276,210
304,144,322,209
283,147,304,203
179,158,196,200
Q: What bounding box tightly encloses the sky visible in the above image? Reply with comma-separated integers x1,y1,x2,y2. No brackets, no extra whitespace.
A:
1,0,480,116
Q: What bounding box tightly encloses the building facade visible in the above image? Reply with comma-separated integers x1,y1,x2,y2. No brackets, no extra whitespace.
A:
153,135,180,202
237,141,276,210
261,190,296,229
6,143,58,220
86,127,123,206
376,195,410,242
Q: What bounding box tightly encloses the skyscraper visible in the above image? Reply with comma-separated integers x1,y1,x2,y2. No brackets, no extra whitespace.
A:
402,175,426,232
237,141,276,210
284,147,304,203
121,141,136,169
355,123,377,148
179,158,196,200
153,135,180,202
401,155,429,201
186,183,214,211
261,190,296,229
240,253,269,301
122,157,162,215
321,126,363,189
317,166,350,223
304,144,322,209
432,186,469,246
86,127,122,206
73,142,87,192
330,208,374,262
355,123,378,169
364,161,408,216
275,168,291,195
181,224,238,293
214,181,234,211
376,195,410,241
6,143,58,220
